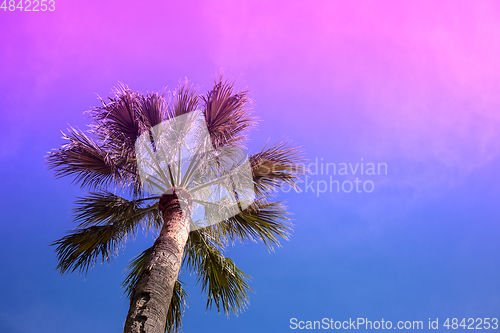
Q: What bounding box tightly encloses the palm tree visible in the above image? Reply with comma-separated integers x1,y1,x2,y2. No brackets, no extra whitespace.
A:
47,77,304,333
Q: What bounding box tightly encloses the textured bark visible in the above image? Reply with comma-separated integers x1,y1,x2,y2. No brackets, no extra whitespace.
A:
124,189,191,333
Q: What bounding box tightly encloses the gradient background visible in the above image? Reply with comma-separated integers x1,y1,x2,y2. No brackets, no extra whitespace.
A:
1,1,500,332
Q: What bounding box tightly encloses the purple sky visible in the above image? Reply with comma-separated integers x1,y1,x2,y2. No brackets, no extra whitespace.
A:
1,1,500,332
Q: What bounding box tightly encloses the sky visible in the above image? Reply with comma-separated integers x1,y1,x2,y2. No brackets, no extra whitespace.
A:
1,0,500,332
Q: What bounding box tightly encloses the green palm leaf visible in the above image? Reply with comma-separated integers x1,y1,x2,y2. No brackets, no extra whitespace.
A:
52,191,161,274
73,191,161,229
216,199,292,251
184,230,252,316
52,225,126,275
164,280,188,333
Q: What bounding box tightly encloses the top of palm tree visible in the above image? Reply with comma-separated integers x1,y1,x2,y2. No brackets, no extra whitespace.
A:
46,76,304,333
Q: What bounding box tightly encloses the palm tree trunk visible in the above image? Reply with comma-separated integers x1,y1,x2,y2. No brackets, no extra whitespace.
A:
124,192,190,333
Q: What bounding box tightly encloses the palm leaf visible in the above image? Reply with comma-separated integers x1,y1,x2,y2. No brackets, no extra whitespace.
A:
73,191,161,229
136,91,167,131
184,230,252,316
168,80,201,118
88,84,167,194
52,225,126,274
250,140,305,197
164,280,188,333
215,199,292,251
52,192,161,274
46,128,125,189
122,247,152,299
91,84,142,148
202,76,256,148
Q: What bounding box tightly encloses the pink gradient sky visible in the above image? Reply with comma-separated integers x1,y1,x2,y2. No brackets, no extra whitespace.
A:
3,1,500,175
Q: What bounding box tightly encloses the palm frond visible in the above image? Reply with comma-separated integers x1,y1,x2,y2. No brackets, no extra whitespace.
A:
90,84,141,147
215,199,292,251
250,140,306,197
184,230,252,316
136,91,167,131
52,192,161,274
73,191,161,230
164,280,188,333
122,247,188,333
87,85,156,195
168,80,201,118
52,225,126,274
122,247,152,299
46,128,125,189
202,76,256,148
